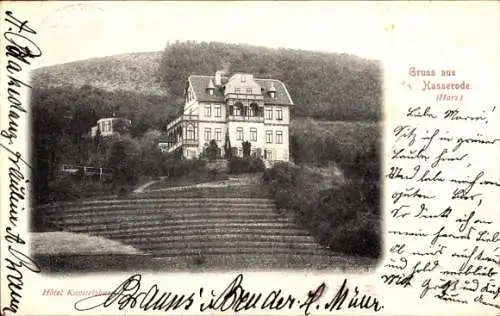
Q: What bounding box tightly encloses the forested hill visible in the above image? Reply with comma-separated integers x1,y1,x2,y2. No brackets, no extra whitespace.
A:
31,41,382,136
32,52,165,97
161,42,382,121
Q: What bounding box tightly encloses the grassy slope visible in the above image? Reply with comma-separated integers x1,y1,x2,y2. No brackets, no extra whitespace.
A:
31,232,141,255
31,52,166,96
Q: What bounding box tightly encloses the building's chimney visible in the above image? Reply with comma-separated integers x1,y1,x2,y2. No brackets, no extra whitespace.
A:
268,82,277,98
215,71,222,86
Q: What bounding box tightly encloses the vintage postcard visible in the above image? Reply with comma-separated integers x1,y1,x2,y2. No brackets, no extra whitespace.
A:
1,1,499,315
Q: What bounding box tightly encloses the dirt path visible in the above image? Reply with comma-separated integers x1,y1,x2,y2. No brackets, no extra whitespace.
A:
147,173,263,192
133,178,165,193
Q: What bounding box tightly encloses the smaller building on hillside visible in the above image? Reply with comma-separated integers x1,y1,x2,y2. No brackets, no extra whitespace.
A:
90,117,132,137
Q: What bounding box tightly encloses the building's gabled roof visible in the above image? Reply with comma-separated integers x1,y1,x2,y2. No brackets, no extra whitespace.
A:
187,75,294,105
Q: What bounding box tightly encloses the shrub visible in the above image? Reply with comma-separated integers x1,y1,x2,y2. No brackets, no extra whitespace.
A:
164,158,207,178
228,157,265,174
263,162,381,258
106,136,141,185
46,175,81,203
326,215,381,256
248,157,265,173
202,140,221,160
208,168,219,180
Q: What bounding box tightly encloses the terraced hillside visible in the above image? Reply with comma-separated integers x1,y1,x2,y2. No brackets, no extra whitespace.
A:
33,184,376,272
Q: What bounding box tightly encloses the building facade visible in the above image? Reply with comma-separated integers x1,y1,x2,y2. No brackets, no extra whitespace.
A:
90,117,132,137
164,72,293,161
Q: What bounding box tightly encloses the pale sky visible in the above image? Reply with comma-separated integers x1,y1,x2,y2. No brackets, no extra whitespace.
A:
3,1,499,68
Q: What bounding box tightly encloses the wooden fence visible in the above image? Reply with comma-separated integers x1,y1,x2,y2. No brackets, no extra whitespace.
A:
58,164,113,181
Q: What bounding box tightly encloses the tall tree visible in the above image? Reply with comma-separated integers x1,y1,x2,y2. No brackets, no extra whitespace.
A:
242,141,251,158
223,129,232,159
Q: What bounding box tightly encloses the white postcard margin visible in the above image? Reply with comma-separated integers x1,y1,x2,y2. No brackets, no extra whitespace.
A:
1,2,499,316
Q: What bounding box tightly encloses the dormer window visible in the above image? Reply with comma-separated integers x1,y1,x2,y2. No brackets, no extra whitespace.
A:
268,82,277,99
241,75,246,82
206,79,215,96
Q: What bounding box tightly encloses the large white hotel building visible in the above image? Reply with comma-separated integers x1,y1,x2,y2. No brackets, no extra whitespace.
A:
163,71,293,161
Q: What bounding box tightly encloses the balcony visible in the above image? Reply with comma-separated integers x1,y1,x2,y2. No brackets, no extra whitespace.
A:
228,115,264,123
162,138,199,153
183,139,199,146
166,114,199,130
225,93,264,102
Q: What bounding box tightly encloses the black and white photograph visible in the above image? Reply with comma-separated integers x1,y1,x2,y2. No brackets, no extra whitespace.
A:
3,2,500,316
27,2,382,273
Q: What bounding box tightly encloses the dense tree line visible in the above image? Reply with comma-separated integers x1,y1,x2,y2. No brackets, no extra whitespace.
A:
160,41,382,121
290,118,380,166
33,41,382,124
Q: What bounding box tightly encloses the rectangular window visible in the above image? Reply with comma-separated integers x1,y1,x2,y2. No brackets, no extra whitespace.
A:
236,127,244,140
204,104,211,117
246,88,252,94
186,126,195,140
265,108,273,120
276,131,283,144
250,128,257,141
264,149,273,160
237,148,243,157
214,105,221,117
204,128,211,141
234,106,240,116
235,88,241,94
276,107,283,120
266,130,273,143
215,128,222,141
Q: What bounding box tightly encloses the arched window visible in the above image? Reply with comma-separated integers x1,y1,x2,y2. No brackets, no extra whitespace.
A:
186,124,195,140
234,102,244,116
250,102,259,117
229,105,234,115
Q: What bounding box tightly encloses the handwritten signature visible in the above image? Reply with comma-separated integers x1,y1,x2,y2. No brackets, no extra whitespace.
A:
74,274,384,314
383,65,499,311
1,10,42,316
